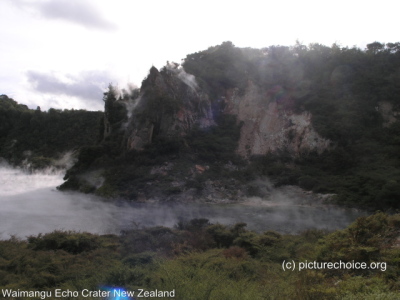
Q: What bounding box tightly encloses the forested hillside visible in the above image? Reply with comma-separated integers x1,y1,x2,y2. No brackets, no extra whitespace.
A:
59,41,400,210
0,95,103,169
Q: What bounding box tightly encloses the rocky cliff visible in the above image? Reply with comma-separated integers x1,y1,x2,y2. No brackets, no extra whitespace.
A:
223,82,330,157
122,64,215,151
113,64,330,158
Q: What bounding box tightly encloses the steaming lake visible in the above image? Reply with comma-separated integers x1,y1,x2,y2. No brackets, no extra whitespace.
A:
0,165,366,240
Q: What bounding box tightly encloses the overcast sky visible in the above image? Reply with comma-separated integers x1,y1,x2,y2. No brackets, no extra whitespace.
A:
1,0,398,111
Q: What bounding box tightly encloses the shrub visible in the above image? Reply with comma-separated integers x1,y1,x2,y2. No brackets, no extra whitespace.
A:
222,246,248,260
27,231,100,254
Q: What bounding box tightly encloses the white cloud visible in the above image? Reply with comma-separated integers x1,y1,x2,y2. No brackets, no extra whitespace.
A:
9,0,117,30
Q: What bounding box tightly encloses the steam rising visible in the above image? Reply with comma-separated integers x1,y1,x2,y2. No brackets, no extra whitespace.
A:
166,62,199,91
0,165,365,240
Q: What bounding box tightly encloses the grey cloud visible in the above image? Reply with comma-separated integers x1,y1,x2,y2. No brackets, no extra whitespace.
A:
11,0,117,31
26,70,115,106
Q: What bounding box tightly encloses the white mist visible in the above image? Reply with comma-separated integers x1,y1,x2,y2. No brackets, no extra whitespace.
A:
0,164,366,240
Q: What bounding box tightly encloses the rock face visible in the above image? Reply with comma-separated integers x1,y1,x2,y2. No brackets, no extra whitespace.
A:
108,65,330,157
223,82,331,157
125,65,215,151
378,101,400,127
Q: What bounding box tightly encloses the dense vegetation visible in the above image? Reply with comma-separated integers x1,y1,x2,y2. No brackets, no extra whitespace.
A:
0,94,103,169
183,41,400,209
59,41,400,210
1,213,399,299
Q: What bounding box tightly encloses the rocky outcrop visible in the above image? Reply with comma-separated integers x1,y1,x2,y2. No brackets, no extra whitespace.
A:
105,64,330,157
125,65,215,151
224,82,331,157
